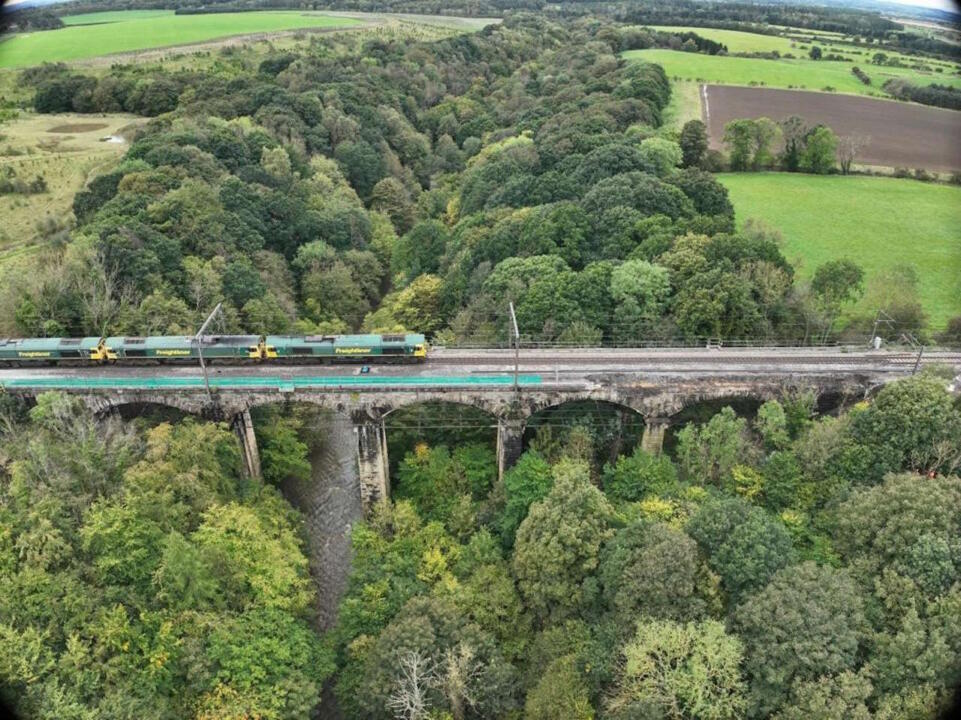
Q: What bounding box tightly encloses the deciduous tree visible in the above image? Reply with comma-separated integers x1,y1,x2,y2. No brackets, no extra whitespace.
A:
600,521,717,623
801,126,837,174
512,460,613,623
606,618,746,720
679,119,709,168
733,562,866,717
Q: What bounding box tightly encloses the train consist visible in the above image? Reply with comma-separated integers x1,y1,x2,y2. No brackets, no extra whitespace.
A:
0,333,428,365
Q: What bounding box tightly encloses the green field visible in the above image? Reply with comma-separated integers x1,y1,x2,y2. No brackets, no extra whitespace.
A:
59,9,173,25
719,173,961,328
648,25,804,54
661,80,703,130
1,10,360,67
625,48,961,97
0,112,139,264
645,25,959,72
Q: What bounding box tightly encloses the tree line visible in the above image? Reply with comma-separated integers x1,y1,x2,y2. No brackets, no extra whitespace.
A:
883,79,961,111
716,116,845,175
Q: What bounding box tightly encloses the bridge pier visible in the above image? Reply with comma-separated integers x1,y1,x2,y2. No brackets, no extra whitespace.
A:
641,417,672,456
232,409,262,480
496,416,526,480
355,418,389,510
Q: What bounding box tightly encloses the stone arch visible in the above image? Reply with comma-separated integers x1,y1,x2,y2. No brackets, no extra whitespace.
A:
523,396,649,466
78,393,210,419
380,390,533,423
653,378,862,455
380,399,502,506
381,398,500,434
230,389,518,424
521,388,639,420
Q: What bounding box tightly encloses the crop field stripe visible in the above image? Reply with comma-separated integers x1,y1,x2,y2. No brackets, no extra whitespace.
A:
0,375,544,390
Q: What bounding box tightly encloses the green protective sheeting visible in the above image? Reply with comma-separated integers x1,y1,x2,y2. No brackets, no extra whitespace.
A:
0,374,542,390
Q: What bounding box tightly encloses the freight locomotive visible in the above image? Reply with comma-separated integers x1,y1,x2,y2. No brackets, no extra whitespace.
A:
0,333,428,365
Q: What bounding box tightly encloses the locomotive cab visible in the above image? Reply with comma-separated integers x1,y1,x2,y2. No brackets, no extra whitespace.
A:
251,338,277,360
90,338,115,362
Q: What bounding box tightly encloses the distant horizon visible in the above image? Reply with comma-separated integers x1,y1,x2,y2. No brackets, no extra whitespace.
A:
890,0,960,13
4,0,960,11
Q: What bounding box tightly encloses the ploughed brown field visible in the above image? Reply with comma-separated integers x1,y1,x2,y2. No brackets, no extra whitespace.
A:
703,84,961,172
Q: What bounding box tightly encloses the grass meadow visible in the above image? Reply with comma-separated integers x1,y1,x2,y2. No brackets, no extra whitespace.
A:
719,173,961,329
625,48,961,97
645,25,959,71
662,80,703,130
0,112,138,263
0,10,361,67
648,25,798,54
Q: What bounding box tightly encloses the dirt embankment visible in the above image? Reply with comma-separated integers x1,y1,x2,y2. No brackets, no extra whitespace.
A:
703,84,961,172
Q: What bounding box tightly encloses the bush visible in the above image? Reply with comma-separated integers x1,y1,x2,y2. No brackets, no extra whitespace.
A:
0,167,47,195
602,447,678,502
851,66,871,85
937,316,961,345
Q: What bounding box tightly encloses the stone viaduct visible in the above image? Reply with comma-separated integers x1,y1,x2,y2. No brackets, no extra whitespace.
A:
10,371,884,512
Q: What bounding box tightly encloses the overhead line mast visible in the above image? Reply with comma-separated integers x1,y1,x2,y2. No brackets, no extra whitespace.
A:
509,302,520,391
195,303,223,401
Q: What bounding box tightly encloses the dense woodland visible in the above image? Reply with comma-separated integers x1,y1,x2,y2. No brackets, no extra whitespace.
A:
3,373,961,718
3,16,950,343
2,6,961,720
323,372,961,720
0,394,332,718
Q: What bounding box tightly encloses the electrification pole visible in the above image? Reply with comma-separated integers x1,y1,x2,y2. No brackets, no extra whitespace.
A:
509,302,520,391
195,302,223,401
870,309,895,349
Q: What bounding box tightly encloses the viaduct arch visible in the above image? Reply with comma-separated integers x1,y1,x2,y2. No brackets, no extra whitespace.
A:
56,372,876,514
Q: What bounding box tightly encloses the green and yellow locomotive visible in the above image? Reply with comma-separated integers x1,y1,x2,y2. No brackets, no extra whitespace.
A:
0,333,428,366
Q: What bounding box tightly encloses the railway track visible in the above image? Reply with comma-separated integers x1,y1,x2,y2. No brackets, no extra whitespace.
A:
428,348,961,366
0,348,957,384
